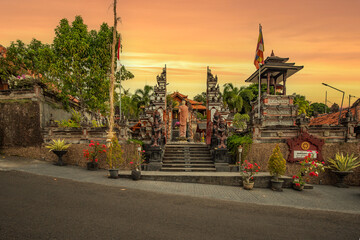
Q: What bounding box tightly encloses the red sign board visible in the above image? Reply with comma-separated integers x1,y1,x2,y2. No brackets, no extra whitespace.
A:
286,131,324,163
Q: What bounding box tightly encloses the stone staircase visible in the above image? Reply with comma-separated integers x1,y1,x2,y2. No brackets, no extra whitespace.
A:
161,143,215,172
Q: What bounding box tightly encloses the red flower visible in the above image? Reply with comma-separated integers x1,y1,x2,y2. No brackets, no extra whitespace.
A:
103,150,106,153
89,143,95,147
95,159,98,162
97,142,100,146
292,175,296,179
90,140,94,143
130,161,134,164
102,144,106,148
322,161,325,164
295,183,300,187
255,170,259,172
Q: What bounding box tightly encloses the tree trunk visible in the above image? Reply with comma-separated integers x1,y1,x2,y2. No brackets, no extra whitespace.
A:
108,0,117,142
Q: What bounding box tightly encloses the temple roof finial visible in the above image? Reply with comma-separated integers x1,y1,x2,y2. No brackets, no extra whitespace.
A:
271,50,275,56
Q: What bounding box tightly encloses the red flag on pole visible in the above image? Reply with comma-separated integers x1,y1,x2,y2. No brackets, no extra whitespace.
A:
117,37,121,60
254,24,264,69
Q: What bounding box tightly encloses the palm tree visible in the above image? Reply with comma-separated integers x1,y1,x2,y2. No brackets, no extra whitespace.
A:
133,85,154,108
293,94,311,116
222,83,243,113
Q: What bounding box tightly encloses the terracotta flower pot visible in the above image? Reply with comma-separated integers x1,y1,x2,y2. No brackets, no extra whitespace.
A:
292,183,304,191
243,181,254,190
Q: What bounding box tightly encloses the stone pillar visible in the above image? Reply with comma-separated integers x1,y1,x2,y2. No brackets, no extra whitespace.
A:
283,71,287,95
267,72,270,94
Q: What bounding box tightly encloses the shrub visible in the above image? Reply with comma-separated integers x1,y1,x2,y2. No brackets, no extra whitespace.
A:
267,144,286,181
226,134,252,164
106,137,124,169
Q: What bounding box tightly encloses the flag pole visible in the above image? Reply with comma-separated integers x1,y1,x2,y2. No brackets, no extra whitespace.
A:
258,64,261,119
117,37,122,122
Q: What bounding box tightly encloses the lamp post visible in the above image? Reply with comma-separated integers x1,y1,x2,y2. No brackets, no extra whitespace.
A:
349,94,359,108
322,83,345,124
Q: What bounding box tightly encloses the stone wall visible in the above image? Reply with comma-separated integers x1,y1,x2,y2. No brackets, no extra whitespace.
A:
0,100,43,147
246,142,360,186
2,141,139,170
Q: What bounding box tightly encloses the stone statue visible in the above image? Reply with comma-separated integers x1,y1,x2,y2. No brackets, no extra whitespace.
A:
151,110,163,147
178,100,189,138
216,117,228,149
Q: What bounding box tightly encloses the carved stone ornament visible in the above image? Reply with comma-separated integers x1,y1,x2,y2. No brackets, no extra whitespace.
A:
286,131,324,163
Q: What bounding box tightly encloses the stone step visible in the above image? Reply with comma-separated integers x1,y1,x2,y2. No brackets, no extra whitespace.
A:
162,163,215,168
160,167,217,172
163,156,212,162
165,146,209,149
163,161,214,164
164,154,211,158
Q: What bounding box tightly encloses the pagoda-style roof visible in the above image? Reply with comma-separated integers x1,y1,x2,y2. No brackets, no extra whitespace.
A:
171,92,206,110
245,52,303,84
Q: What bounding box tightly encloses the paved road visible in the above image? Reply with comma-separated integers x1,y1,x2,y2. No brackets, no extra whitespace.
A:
0,171,359,240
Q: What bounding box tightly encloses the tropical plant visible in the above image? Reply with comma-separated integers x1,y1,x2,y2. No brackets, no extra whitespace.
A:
293,94,311,116
226,134,252,163
133,85,154,108
55,109,82,128
193,92,206,106
222,83,243,113
233,113,250,130
241,160,260,183
327,152,360,172
292,151,325,187
45,139,71,151
106,136,124,169
267,144,287,181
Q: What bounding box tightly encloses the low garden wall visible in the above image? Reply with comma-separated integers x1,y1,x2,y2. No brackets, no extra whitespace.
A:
246,142,360,186
1,141,139,170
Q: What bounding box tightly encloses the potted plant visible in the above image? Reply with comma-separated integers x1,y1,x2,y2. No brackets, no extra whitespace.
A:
83,140,106,170
45,139,71,166
267,144,287,191
292,151,325,191
327,152,360,188
241,160,260,190
129,144,144,180
106,136,124,179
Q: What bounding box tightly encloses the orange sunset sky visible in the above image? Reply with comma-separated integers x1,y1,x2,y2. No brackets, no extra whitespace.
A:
1,0,359,106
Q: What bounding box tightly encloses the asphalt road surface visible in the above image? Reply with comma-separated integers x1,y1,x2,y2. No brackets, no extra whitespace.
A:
0,171,359,240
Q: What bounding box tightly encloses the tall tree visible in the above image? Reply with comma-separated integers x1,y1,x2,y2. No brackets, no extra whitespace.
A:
193,92,206,106
330,103,340,113
222,83,243,113
133,85,154,108
310,102,330,116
